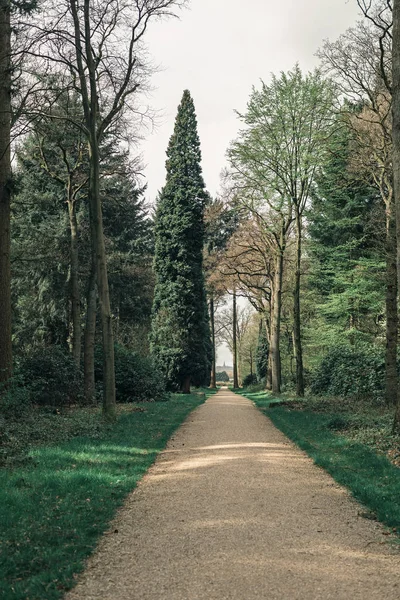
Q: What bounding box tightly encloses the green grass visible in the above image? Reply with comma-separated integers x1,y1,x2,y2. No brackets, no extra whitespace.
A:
241,389,400,536
0,391,212,600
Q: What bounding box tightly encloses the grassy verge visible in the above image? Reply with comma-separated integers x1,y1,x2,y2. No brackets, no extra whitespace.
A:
241,389,400,536
1,390,213,600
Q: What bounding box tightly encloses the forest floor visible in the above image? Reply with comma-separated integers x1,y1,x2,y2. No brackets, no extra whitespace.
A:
67,388,399,600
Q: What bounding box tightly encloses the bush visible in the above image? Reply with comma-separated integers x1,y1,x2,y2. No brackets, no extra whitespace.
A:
95,345,166,403
0,379,32,419
242,373,258,388
311,344,385,401
19,347,83,406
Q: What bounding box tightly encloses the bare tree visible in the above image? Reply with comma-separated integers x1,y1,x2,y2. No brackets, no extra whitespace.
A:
215,290,255,388
217,217,276,389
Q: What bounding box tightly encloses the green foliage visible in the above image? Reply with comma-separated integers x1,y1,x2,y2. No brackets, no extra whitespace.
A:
242,373,258,387
310,344,385,400
0,378,32,419
95,345,165,403
0,394,206,599
204,198,238,254
216,371,229,382
20,347,83,406
0,405,104,468
256,325,269,381
307,120,385,352
102,170,155,350
11,119,154,357
151,90,212,390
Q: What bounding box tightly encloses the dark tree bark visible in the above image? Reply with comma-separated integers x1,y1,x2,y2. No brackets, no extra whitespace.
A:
88,134,116,418
70,0,116,419
264,309,273,390
84,258,96,402
209,294,217,389
271,248,283,394
293,210,304,397
385,201,398,406
67,193,81,366
181,376,191,394
393,0,400,433
232,289,239,388
0,0,12,386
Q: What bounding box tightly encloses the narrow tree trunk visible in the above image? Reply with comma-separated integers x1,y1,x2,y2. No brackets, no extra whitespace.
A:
232,289,239,389
88,136,116,420
265,312,273,390
385,202,398,406
249,348,253,377
293,211,304,397
84,258,96,402
271,251,283,394
209,294,217,388
181,376,191,394
68,198,81,366
393,0,400,433
0,0,12,386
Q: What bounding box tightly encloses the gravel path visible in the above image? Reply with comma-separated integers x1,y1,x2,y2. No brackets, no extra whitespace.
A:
67,389,399,600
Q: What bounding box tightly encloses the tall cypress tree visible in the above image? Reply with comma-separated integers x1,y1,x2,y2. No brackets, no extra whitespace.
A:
151,90,212,393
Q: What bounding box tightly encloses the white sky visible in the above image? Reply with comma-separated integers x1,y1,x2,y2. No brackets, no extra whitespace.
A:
140,0,362,364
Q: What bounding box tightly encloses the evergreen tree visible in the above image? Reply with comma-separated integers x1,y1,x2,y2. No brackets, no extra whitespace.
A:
307,124,384,348
151,90,212,392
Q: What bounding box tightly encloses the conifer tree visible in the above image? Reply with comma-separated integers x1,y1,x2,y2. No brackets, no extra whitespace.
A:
151,90,212,393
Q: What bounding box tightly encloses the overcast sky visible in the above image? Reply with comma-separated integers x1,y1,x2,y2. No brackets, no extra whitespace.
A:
140,0,362,365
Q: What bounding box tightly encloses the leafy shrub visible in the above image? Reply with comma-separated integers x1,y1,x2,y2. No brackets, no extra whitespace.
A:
242,373,258,388
0,378,32,419
216,371,229,382
95,345,165,402
311,344,385,401
19,347,83,406
326,415,351,431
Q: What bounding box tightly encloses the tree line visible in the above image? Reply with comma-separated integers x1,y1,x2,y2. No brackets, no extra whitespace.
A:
3,0,400,430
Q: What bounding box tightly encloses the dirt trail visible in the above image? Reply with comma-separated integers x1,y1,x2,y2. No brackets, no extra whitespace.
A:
67,389,399,600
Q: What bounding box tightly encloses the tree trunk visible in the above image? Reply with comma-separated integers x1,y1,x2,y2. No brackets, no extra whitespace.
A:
271,251,283,394
232,289,239,388
293,210,304,397
209,294,217,388
0,0,12,386
393,0,400,433
68,198,81,366
181,376,191,394
88,135,116,420
264,314,272,390
385,202,398,406
84,258,96,402
70,0,116,419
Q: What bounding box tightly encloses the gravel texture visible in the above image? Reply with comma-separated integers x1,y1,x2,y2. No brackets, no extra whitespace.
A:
67,388,400,600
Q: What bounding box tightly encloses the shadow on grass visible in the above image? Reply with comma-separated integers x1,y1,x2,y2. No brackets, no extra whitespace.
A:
0,394,205,600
